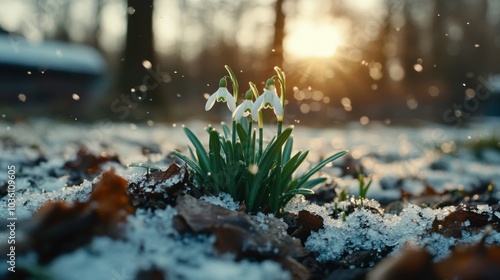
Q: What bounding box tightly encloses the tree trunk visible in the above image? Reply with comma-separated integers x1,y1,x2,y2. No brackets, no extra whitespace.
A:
118,0,164,119
269,0,285,70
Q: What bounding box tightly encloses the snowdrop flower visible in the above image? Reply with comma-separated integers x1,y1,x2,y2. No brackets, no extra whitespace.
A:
233,89,254,120
205,77,237,112
251,78,283,122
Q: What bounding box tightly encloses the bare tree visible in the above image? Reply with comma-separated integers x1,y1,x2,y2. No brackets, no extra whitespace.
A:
269,0,285,70
118,0,164,118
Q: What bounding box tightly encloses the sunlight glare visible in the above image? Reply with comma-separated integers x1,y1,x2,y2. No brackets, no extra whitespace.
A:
285,22,343,59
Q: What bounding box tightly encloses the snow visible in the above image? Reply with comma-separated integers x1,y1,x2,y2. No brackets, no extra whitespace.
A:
0,118,499,278
7,208,290,280
307,205,421,261
200,192,240,211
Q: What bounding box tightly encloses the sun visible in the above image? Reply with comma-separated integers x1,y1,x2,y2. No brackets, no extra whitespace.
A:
284,21,343,59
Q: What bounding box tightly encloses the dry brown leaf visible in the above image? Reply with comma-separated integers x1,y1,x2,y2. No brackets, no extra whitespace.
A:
369,236,500,280
20,169,134,263
435,238,500,280
64,147,120,174
128,163,189,210
431,207,500,238
292,210,324,243
174,194,309,279
90,168,135,231
367,245,436,280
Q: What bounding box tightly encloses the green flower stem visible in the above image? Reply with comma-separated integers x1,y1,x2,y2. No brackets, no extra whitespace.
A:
246,120,253,163
277,120,283,137
226,65,239,157
273,119,283,213
249,82,264,159
232,120,237,156
273,67,286,213
249,81,264,129
258,127,263,159
258,111,264,159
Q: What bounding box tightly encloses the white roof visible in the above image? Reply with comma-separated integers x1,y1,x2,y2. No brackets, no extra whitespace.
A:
0,34,106,75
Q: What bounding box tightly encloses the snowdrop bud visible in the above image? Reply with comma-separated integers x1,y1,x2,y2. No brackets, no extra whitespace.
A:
219,77,227,87
265,78,275,88
244,89,253,100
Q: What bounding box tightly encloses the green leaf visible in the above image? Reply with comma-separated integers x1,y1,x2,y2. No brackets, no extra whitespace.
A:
278,188,315,209
282,136,293,164
188,146,197,162
221,122,231,139
208,128,223,178
359,177,372,199
284,188,315,196
236,122,248,145
234,141,244,161
172,150,206,177
225,65,239,98
249,82,259,100
249,128,256,164
281,151,308,184
291,150,347,190
239,116,250,132
274,66,286,86
222,139,234,163
183,127,210,173
128,162,163,171
299,177,327,189
247,127,292,211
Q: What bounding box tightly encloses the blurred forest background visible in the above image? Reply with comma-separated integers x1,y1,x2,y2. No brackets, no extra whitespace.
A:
1,0,499,125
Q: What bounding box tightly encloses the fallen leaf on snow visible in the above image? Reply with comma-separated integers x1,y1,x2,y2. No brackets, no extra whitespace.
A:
62,147,121,185
431,206,500,238
128,163,190,210
435,235,500,280
368,236,500,280
366,245,435,280
64,147,120,174
174,194,309,279
17,169,134,263
291,210,324,243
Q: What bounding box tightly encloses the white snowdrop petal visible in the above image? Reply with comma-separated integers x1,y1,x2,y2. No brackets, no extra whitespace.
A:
205,93,217,111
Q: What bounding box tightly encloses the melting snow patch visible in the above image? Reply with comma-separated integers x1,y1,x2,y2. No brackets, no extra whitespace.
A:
306,204,449,262
200,192,240,211
44,207,289,280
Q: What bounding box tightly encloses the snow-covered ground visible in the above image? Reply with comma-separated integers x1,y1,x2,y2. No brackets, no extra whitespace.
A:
0,118,499,279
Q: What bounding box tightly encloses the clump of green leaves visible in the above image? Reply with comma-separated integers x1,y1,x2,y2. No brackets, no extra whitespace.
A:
332,171,372,220
357,173,372,206
173,66,347,214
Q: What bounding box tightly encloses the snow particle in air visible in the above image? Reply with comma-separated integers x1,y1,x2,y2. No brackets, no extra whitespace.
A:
142,60,152,69
360,116,370,125
428,86,440,97
18,93,26,102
